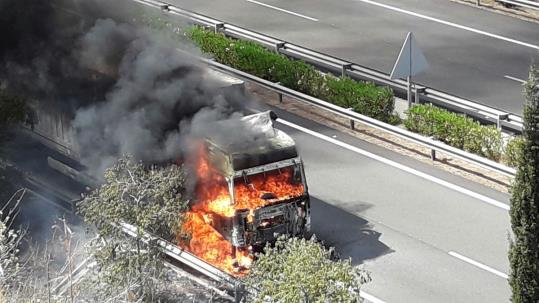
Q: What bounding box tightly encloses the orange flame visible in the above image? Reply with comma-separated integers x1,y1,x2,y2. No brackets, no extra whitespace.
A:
179,143,303,276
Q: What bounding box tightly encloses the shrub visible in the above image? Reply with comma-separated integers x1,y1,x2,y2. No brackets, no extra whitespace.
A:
244,236,369,302
504,136,524,168
188,26,397,123
405,104,503,161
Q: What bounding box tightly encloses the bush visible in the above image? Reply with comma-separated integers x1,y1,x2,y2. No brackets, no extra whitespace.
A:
404,104,503,161
504,136,524,168
188,26,398,123
244,236,369,302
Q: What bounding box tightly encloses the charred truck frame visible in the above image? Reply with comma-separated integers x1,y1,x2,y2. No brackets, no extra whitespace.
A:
202,111,310,252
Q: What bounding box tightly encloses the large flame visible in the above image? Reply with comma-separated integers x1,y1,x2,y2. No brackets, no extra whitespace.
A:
179,143,304,276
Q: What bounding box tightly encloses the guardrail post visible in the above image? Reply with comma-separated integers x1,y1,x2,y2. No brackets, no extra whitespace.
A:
476,0,480,6
276,82,283,103
275,42,285,53
347,108,355,130
415,86,426,104
431,149,436,161
214,23,225,33
341,63,353,78
160,4,170,11
497,113,509,130
234,282,245,303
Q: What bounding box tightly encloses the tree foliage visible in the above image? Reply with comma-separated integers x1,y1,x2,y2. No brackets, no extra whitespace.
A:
0,90,27,141
244,236,370,303
509,64,539,303
79,155,190,301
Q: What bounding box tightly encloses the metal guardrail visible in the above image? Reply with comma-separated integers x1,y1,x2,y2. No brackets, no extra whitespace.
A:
119,222,247,301
130,0,517,177
495,0,539,10
132,0,524,133
205,59,517,178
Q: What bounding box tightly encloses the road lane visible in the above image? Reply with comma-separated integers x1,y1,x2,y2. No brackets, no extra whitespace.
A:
267,107,512,302
168,0,539,114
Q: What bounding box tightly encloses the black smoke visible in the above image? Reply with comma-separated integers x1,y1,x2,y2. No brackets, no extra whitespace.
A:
1,0,255,176
72,19,249,174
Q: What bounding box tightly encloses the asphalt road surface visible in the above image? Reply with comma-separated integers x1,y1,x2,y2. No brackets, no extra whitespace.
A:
266,106,512,303
168,0,539,115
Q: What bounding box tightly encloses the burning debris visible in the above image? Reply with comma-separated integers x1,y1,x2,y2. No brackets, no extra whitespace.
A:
180,112,311,276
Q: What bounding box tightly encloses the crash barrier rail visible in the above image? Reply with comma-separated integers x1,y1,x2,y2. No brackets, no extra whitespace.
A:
133,0,519,177
119,222,247,302
204,59,517,178
494,0,539,10
132,0,524,133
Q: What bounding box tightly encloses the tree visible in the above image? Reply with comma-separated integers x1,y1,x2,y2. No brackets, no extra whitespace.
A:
243,236,370,303
0,89,27,142
79,155,190,302
509,64,539,303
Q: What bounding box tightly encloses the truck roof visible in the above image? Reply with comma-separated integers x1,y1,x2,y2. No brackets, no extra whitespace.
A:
205,111,298,174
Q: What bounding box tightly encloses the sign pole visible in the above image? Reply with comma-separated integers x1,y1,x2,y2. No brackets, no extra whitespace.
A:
390,32,428,110
407,75,412,109
408,35,413,108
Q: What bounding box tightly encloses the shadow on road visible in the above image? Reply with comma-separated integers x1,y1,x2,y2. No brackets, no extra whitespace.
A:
310,197,393,265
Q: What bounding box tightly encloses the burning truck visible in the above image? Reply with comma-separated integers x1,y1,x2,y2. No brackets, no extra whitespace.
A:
181,111,311,276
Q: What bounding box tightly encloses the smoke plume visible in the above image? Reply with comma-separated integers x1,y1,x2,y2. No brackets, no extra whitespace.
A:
1,0,257,176
73,19,248,175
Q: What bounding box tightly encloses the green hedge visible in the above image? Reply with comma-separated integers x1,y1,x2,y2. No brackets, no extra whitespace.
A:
504,136,524,167
404,104,504,161
188,26,398,123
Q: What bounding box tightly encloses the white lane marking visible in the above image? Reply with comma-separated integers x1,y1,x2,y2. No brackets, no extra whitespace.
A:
360,290,387,303
351,0,539,50
449,251,509,279
277,118,510,211
504,75,526,84
246,0,319,22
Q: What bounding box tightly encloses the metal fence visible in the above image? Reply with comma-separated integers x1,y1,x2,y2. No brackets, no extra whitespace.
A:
133,0,524,134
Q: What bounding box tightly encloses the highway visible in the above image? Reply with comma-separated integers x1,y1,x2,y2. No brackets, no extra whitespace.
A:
267,106,512,302
18,2,517,301
168,0,539,115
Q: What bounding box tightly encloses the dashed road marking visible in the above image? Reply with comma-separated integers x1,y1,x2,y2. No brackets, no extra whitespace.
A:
449,251,509,279
504,75,526,84
351,0,539,50
361,290,388,303
246,0,319,22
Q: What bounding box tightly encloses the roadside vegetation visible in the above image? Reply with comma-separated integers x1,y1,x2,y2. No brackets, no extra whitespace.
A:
78,155,190,302
508,64,539,303
244,236,369,302
404,103,524,166
186,25,525,168
188,26,399,124
140,17,526,169
404,104,504,161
